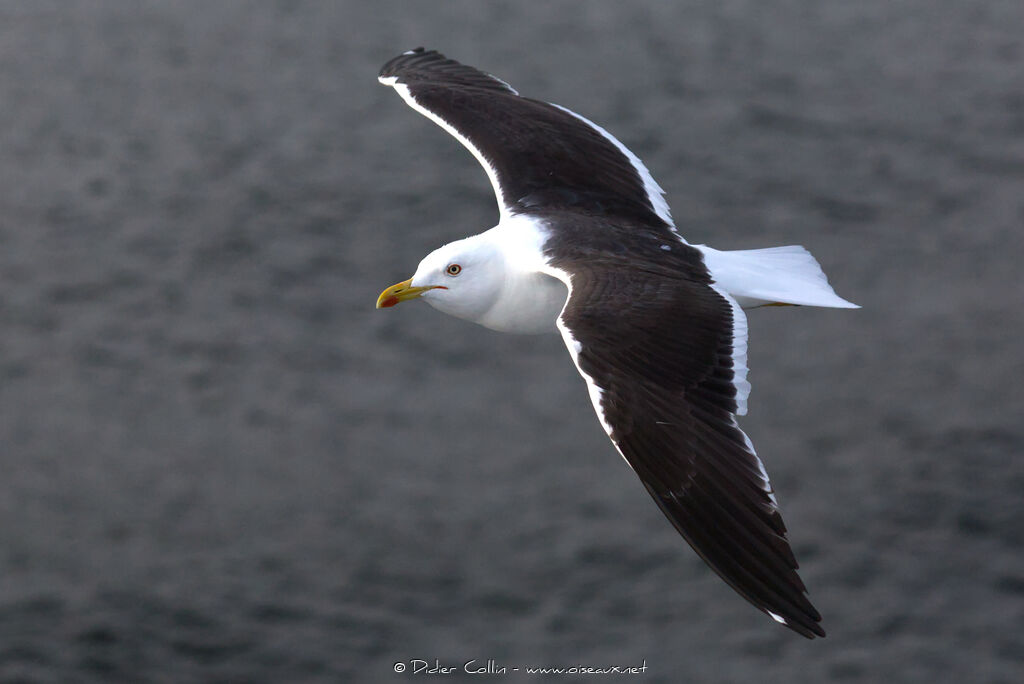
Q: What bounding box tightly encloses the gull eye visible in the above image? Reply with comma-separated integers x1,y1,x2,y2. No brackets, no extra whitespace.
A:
445,263,462,276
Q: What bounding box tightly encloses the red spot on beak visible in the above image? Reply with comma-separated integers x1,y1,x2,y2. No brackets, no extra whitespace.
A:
378,295,400,308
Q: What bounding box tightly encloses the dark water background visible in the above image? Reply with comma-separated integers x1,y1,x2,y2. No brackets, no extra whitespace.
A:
2,2,1022,682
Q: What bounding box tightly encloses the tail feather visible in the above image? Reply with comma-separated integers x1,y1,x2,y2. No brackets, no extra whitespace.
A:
698,245,859,310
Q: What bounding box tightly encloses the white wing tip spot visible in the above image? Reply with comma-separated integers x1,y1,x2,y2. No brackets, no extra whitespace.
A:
378,75,398,86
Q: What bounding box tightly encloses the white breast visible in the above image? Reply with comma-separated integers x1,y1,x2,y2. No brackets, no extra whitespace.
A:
475,215,567,334
476,270,567,333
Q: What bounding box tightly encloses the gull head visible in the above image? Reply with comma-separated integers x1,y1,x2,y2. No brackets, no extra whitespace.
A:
376,235,506,324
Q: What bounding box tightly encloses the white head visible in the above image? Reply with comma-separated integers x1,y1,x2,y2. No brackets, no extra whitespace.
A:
376,235,506,324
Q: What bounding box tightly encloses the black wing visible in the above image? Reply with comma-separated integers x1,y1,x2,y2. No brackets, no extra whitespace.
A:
554,251,826,639
379,48,673,229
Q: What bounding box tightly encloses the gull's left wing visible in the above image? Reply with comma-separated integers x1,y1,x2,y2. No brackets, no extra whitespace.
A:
550,246,826,639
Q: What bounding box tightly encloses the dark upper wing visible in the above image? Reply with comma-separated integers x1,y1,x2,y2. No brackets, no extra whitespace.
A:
379,48,674,229
554,253,825,639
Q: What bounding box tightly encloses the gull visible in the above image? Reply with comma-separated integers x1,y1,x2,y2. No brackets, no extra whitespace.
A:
376,48,858,638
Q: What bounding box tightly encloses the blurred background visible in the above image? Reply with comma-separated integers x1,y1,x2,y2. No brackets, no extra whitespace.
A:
1,1,1022,682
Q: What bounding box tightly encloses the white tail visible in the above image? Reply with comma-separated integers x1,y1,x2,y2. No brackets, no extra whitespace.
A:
697,245,859,310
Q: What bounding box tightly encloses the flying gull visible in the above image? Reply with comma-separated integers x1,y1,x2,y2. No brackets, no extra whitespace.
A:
375,48,857,638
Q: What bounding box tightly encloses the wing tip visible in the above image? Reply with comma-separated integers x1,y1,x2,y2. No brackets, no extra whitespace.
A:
378,47,438,82
765,602,826,638
378,48,518,96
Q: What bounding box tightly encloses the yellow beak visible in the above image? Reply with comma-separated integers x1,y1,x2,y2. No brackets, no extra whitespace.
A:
375,278,446,309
